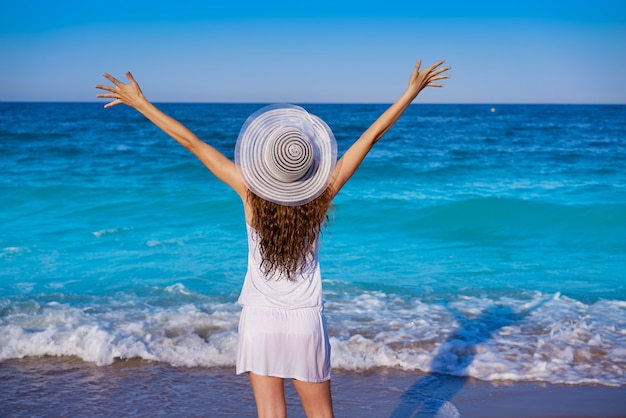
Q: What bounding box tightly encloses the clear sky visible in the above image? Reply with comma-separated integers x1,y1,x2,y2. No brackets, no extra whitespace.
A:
1,0,625,103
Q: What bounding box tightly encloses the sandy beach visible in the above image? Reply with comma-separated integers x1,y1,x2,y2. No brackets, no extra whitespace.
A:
1,356,624,417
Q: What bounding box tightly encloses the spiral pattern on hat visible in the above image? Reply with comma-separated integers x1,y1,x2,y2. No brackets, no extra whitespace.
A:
264,127,314,182
235,104,337,206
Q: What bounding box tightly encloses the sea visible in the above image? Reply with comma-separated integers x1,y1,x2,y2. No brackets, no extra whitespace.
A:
1,102,625,399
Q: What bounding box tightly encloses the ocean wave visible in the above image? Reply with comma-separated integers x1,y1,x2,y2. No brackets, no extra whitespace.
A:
1,287,624,387
0,288,239,367
0,247,32,259
403,197,626,245
327,291,626,387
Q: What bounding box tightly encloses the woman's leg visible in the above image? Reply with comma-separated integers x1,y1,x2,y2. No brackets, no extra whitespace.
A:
248,372,287,418
292,379,334,418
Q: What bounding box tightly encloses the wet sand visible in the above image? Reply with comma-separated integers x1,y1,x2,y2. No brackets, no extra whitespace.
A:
1,357,624,417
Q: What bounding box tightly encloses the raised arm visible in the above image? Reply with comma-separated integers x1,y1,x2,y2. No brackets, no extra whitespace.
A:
95,72,246,199
329,59,450,196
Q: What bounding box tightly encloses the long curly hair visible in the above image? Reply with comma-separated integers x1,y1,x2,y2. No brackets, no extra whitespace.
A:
247,187,334,280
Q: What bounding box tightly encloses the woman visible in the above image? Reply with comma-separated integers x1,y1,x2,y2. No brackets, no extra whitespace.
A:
96,59,449,418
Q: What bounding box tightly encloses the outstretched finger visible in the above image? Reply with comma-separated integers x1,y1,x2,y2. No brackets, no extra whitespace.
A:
429,74,451,82
126,71,138,85
96,93,118,99
424,59,446,73
103,99,121,108
431,65,451,75
425,73,450,86
103,72,123,86
95,84,116,93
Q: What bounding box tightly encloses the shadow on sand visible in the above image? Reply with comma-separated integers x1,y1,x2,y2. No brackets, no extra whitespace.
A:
389,297,551,418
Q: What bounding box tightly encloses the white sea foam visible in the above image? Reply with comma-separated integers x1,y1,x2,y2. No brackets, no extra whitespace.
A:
1,288,625,386
0,247,32,259
92,228,119,238
146,238,184,247
165,283,192,295
92,227,133,238
0,287,240,367
326,291,626,387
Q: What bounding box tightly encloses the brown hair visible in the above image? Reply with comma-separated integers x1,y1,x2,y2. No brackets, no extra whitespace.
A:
247,187,334,280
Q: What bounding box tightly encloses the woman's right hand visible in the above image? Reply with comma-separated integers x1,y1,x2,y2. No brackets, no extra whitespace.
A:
407,59,451,97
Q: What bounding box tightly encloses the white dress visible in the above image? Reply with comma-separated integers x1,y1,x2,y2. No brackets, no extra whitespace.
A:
236,224,331,382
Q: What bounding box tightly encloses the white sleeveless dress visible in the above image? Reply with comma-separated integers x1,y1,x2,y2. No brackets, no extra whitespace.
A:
236,224,331,382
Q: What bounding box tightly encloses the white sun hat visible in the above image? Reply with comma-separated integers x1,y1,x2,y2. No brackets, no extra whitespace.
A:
235,104,337,206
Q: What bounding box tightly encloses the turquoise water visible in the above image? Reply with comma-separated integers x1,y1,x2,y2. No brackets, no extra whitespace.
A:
1,102,625,386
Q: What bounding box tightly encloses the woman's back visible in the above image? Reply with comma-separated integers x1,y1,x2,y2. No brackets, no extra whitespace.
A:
238,223,323,309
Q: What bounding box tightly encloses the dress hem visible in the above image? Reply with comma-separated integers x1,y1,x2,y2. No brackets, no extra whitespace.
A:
236,368,332,383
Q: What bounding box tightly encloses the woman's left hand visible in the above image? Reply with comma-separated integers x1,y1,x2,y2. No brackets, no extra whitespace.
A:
95,72,147,110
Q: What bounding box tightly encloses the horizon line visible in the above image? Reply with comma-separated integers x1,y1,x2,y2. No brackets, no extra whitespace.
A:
2,101,625,106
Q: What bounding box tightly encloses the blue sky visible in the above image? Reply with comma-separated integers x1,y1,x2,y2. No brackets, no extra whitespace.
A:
1,0,625,103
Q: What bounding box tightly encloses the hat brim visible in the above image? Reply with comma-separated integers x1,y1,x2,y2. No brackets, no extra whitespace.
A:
235,104,337,206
